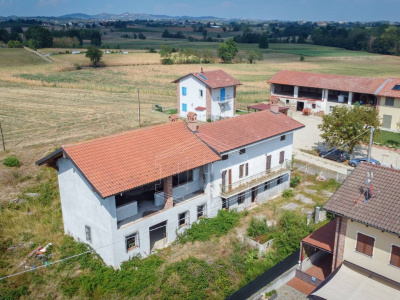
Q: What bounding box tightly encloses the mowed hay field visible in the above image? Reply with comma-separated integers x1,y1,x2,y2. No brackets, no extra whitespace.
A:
0,46,400,199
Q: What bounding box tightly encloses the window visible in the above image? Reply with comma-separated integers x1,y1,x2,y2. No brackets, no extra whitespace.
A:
126,232,139,251
264,181,270,190
222,198,228,209
239,163,248,178
279,151,285,164
277,175,283,185
392,85,400,91
238,192,245,204
173,169,193,187
266,155,271,171
356,232,375,257
85,225,91,243
312,103,316,109
239,148,246,154
197,204,206,218
182,87,187,96
382,114,392,129
390,245,400,268
329,106,334,112
182,103,187,112
286,99,290,106
222,154,228,161
280,135,286,141
239,164,244,178
385,97,395,106
199,89,203,97
245,163,249,176
178,211,189,227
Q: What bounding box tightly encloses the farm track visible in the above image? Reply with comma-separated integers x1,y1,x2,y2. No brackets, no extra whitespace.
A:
23,46,53,63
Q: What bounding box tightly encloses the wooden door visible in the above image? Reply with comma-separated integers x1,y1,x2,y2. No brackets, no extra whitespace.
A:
228,169,232,191
251,187,258,203
279,151,285,164
266,155,271,171
222,170,226,193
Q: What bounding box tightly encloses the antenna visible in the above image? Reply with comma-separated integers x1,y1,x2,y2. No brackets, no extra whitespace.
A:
365,169,374,203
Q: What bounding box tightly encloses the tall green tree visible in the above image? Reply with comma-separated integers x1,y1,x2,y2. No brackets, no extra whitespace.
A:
85,46,103,67
24,26,53,48
318,105,381,153
217,38,238,63
90,31,102,46
247,50,263,64
259,33,269,49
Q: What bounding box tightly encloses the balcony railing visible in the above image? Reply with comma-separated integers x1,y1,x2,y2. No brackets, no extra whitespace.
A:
220,160,291,198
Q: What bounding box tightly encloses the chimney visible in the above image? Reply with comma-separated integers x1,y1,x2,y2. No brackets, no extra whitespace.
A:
270,96,280,114
187,112,198,131
201,67,204,73
169,114,179,123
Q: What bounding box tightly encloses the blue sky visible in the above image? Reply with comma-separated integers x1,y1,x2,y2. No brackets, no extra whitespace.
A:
0,0,399,22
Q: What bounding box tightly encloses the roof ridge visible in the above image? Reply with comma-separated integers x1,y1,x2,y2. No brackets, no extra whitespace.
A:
274,70,387,81
63,120,185,149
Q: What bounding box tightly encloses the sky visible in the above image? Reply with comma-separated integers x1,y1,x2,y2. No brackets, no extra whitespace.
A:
0,0,399,22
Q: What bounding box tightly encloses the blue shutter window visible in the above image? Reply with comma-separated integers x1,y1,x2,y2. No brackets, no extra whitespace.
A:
220,88,225,101
182,103,187,112
182,87,187,96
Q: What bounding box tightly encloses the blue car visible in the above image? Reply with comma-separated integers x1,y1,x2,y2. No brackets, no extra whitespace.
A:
348,157,380,167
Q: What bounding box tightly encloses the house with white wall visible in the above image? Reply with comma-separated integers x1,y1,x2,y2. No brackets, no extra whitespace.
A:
36,103,304,267
173,69,242,122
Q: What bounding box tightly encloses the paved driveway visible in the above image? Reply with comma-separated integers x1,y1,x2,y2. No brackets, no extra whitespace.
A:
289,111,400,174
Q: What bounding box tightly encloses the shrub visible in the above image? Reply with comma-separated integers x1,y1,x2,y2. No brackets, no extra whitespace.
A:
282,189,294,198
290,174,301,188
161,58,173,65
7,40,23,48
247,217,271,238
3,155,20,167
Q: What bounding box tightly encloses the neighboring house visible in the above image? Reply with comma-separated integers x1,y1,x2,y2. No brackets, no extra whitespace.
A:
173,69,242,122
268,71,400,131
36,104,304,267
302,163,400,299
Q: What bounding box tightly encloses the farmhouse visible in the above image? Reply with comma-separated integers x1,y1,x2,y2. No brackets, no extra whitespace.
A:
296,163,400,298
36,104,304,266
268,71,400,131
173,69,242,122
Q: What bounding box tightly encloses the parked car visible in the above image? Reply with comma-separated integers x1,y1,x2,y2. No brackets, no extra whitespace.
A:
318,148,349,162
348,157,380,167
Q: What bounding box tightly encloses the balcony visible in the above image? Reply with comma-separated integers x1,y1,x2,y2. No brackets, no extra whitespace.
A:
220,160,291,198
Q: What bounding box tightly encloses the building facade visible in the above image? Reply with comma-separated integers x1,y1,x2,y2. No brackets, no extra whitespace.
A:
37,108,304,267
173,69,241,121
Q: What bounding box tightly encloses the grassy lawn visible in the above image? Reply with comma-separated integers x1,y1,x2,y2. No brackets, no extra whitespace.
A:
0,48,46,67
374,130,400,147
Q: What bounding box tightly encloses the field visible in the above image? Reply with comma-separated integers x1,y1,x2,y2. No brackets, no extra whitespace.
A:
0,42,400,298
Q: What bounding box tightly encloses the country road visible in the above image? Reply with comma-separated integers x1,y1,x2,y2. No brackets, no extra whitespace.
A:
24,46,53,63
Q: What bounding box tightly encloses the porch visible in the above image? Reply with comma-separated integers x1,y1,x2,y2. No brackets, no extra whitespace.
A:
220,160,291,198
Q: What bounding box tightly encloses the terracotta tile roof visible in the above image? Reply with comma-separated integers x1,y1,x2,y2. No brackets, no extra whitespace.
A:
324,163,400,235
268,70,387,95
302,219,337,253
287,277,316,295
195,106,206,111
173,69,242,89
38,121,220,198
247,103,289,112
376,78,400,98
196,110,304,153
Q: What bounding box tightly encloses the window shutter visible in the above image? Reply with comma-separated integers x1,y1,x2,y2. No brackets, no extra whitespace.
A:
266,155,271,171
356,234,364,253
182,87,187,95
239,164,244,178
364,236,374,256
390,245,400,267
279,151,285,164
356,233,374,256
245,163,249,176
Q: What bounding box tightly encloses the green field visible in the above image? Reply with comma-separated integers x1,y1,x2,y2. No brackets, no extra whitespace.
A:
0,48,46,67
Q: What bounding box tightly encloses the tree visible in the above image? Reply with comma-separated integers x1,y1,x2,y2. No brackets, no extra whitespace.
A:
259,33,269,49
202,29,208,40
217,38,238,63
25,26,53,48
7,40,23,48
247,50,263,64
85,46,103,67
90,31,102,46
159,44,173,64
318,105,381,154
0,28,9,43
138,33,146,40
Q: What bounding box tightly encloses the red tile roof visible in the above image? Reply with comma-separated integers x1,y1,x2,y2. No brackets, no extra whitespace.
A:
173,69,242,89
38,121,220,198
247,103,289,112
268,71,387,95
196,110,304,153
287,277,316,295
324,163,400,235
195,106,206,111
302,219,337,253
376,78,400,98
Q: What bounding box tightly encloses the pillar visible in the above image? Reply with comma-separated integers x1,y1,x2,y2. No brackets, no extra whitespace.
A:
348,92,353,105
332,216,348,272
294,86,299,98
163,176,173,210
270,83,275,95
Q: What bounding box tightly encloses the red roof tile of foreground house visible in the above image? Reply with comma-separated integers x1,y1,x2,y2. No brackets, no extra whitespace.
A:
196,110,305,153
375,78,400,98
172,70,242,89
38,121,220,198
302,219,337,253
324,163,400,235
268,70,387,95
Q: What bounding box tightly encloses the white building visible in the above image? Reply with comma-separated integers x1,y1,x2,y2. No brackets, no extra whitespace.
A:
36,105,304,267
173,69,242,122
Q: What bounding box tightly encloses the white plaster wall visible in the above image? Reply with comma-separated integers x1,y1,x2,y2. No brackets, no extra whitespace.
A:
57,158,116,266
211,86,235,118
178,76,207,120
209,133,294,199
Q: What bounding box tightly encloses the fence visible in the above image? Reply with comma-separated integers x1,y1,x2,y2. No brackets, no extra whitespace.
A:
293,161,349,183
226,250,299,300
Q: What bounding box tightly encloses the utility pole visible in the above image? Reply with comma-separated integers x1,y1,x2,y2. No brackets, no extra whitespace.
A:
367,126,374,163
0,120,5,151
137,89,141,127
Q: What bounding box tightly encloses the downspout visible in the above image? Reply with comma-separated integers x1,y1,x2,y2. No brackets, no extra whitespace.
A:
333,216,342,271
